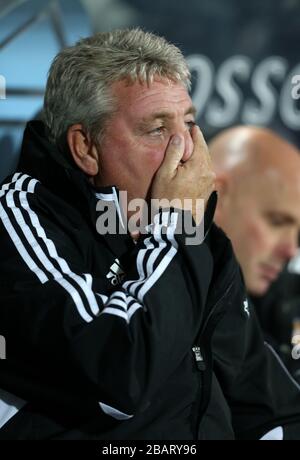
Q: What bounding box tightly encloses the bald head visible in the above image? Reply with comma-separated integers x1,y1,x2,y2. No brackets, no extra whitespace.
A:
209,126,300,296
210,126,300,183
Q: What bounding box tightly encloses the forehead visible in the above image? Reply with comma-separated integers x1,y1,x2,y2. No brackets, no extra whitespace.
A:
243,170,300,221
111,78,193,118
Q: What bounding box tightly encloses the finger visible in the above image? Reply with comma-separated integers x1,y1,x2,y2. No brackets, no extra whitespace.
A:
189,125,210,164
158,134,185,176
191,124,206,144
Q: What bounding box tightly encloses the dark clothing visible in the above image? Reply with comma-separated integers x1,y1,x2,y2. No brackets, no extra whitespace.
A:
1,121,300,440
252,266,300,383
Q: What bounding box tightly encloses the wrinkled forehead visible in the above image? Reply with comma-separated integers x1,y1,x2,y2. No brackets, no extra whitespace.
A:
111,78,192,109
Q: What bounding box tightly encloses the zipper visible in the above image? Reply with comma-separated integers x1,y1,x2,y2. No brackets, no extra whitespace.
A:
191,345,206,440
192,346,206,371
191,279,235,440
199,280,235,338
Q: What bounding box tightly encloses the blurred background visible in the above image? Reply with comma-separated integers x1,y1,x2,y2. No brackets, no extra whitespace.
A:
0,0,299,182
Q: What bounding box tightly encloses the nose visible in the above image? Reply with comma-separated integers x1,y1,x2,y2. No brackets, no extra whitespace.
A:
276,229,299,262
181,129,194,162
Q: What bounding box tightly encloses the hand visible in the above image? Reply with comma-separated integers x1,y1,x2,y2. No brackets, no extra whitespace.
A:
151,125,216,224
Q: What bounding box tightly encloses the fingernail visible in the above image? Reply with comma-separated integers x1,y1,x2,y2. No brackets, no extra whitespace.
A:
171,135,182,145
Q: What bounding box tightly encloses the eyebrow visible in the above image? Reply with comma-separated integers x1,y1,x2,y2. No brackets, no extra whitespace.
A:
140,105,197,124
266,211,298,225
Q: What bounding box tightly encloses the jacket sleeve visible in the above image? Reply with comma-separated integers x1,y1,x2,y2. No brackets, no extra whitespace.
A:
211,269,300,440
0,178,214,419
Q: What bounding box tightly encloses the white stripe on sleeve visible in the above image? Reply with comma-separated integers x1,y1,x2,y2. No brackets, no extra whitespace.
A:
99,401,133,420
260,426,283,440
0,388,27,430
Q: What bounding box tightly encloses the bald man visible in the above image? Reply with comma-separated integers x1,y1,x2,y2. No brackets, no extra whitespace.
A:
210,126,300,296
210,126,300,378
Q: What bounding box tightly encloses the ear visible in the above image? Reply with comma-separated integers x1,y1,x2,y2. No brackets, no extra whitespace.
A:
214,173,230,224
67,124,99,176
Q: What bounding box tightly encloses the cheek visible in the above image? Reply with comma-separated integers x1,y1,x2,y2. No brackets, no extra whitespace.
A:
243,219,273,260
138,140,169,175
147,148,166,169
102,132,168,180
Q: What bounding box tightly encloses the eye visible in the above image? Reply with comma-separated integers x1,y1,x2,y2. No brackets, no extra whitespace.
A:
266,213,293,227
186,120,196,131
149,126,165,136
269,217,286,227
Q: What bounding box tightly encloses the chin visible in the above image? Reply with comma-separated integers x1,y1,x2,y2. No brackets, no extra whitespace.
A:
249,280,270,297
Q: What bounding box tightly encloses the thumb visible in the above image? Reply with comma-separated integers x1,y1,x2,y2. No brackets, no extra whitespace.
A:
158,134,185,177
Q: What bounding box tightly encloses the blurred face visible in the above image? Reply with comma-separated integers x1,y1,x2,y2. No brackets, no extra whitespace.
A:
219,172,300,296
95,78,195,205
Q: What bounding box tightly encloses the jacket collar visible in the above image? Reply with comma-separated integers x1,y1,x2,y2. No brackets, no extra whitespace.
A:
17,120,134,258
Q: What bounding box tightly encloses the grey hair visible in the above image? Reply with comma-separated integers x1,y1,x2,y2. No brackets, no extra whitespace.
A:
43,27,191,146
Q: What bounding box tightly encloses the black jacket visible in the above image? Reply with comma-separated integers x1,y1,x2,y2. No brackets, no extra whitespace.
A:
251,263,300,383
0,121,300,440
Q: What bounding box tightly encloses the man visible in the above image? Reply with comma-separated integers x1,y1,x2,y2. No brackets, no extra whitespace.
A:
210,126,300,375
1,29,300,440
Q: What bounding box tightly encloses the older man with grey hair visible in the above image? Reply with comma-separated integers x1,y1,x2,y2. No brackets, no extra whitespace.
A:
1,28,300,440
